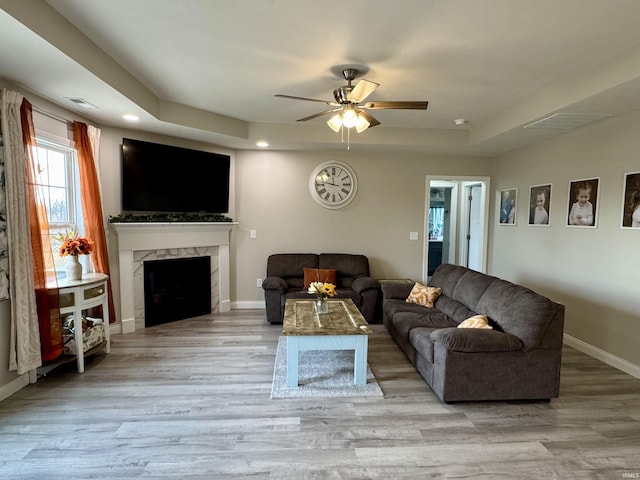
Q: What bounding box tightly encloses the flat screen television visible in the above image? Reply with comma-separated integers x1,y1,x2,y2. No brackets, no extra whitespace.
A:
121,138,230,214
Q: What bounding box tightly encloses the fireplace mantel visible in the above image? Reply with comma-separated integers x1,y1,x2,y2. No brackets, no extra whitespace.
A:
111,222,235,333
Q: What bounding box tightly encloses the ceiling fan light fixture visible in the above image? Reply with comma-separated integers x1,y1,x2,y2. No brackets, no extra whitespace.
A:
327,113,343,132
341,108,358,128
355,114,370,133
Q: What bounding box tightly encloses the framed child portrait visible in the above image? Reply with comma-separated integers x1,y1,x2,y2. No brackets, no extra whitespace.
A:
498,188,517,225
621,171,640,229
528,184,551,226
567,177,599,228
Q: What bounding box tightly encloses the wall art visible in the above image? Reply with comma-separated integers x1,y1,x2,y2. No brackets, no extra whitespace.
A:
528,183,551,226
498,188,517,225
567,177,599,228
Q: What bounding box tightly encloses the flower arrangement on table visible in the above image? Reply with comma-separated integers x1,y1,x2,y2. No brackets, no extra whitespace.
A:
58,230,94,257
308,282,336,314
307,281,337,300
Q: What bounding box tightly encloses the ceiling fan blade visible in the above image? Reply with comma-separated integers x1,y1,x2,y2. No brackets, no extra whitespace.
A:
348,79,380,103
275,94,337,106
359,110,381,128
296,108,341,122
362,101,429,110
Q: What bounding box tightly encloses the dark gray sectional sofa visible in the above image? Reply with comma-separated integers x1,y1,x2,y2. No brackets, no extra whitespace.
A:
382,263,565,403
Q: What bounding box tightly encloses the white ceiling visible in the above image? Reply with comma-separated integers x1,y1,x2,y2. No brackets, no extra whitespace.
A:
1,0,639,156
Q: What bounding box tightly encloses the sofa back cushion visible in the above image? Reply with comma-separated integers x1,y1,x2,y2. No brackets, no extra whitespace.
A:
319,254,370,289
475,279,556,352
267,254,318,289
430,264,558,350
430,264,490,323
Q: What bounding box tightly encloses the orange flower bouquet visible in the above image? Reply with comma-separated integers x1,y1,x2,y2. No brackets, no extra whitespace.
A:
58,230,94,257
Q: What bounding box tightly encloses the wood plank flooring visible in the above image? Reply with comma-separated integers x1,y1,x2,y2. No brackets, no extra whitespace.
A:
1,309,639,479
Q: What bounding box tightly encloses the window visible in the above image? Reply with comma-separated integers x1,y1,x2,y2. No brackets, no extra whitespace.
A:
429,206,445,241
32,137,84,274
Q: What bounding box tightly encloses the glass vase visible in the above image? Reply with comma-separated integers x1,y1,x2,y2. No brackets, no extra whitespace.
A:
316,297,329,315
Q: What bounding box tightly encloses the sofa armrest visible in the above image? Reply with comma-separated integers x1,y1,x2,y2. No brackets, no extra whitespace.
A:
351,276,380,293
262,276,288,293
430,328,522,353
381,282,414,300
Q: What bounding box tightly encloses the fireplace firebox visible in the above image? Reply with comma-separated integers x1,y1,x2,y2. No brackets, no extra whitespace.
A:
143,256,211,327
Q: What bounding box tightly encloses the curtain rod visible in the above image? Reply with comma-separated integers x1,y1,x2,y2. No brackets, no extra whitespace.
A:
32,106,74,126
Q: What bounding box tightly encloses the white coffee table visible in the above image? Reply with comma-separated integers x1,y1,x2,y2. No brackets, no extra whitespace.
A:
282,298,371,387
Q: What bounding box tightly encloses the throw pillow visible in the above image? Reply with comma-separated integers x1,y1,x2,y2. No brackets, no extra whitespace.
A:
303,268,337,288
405,282,442,308
457,314,493,329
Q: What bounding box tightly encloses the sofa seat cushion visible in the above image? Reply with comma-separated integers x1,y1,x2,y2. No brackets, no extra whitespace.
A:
391,311,456,343
409,327,440,363
281,289,315,303
430,327,523,353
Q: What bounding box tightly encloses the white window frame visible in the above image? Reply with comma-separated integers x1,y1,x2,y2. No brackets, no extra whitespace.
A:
33,134,87,277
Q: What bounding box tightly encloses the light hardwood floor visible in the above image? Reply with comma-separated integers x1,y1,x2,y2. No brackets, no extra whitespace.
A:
1,309,639,479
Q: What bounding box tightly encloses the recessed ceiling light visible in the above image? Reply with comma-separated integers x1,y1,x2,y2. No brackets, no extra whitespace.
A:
454,118,468,126
123,114,140,122
256,141,269,148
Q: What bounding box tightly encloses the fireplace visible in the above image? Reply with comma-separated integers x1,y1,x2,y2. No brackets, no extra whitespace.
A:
111,222,233,334
144,256,211,327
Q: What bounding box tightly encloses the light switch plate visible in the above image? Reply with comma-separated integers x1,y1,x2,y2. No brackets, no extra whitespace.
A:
409,232,419,240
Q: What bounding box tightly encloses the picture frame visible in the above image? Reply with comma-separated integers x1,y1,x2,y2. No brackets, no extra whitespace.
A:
567,177,599,228
528,183,551,226
498,188,517,225
621,171,640,229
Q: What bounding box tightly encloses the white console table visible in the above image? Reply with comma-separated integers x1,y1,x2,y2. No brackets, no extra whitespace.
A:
46,273,111,373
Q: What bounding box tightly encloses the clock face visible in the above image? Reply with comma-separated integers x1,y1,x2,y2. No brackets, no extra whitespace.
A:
309,161,358,209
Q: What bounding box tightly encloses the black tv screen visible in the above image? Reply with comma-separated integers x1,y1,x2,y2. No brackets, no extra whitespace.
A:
121,138,230,214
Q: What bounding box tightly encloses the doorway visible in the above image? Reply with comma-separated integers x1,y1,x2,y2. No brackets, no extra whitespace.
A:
424,176,490,282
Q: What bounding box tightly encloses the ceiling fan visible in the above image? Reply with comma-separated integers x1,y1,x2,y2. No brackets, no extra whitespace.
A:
275,68,428,133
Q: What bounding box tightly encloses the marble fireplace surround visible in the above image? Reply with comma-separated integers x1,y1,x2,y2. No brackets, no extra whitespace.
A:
111,223,234,334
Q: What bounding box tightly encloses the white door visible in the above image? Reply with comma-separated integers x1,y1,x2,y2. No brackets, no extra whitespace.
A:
465,184,483,271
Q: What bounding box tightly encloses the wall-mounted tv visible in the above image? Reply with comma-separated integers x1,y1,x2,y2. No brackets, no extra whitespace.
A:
121,138,230,214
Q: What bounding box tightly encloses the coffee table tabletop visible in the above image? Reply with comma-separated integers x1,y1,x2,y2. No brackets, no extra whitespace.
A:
282,298,371,336
282,298,371,387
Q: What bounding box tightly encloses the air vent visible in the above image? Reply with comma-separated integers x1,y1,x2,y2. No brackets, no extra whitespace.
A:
524,113,611,130
65,97,98,110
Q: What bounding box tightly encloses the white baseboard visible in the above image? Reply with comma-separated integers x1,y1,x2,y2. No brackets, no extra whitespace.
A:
231,300,265,310
121,317,136,334
564,334,640,379
0,373,30,402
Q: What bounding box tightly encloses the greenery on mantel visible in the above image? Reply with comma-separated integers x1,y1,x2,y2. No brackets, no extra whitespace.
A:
108,212,233,223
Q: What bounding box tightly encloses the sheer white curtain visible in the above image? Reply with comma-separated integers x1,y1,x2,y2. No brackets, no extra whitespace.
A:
1,89,42,374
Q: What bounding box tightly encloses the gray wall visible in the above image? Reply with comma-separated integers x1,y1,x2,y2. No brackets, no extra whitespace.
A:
488,110,640,367
231,149,489,304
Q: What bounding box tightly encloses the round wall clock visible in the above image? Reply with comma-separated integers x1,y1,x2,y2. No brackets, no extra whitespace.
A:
309,160,358,209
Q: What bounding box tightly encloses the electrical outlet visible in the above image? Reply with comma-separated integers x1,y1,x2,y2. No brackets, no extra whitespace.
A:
250,229,257,239
257,278,263,287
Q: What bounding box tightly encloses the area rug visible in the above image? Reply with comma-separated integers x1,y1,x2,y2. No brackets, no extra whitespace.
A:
271,336,384,399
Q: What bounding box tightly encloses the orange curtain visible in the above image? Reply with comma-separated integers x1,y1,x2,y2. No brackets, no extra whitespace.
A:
73,121,116,324
21,99,63,362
